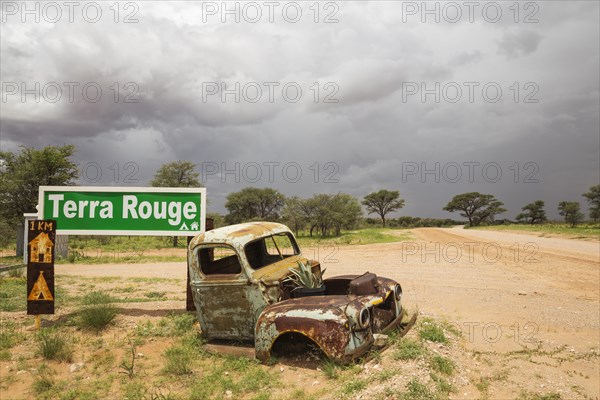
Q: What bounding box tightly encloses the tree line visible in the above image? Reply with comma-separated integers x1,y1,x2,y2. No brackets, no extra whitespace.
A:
1,146,599,247
442,191,598,228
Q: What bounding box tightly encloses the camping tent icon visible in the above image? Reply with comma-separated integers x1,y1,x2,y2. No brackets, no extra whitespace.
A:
28,271,53,301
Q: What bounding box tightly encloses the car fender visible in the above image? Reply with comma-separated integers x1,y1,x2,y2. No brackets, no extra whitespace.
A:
255,296,362,362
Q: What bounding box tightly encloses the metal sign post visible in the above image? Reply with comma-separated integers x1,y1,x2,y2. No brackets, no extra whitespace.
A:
27,220,57,327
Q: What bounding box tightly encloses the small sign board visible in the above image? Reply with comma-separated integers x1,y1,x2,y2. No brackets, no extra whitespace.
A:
27,220,56,315
37,186,206,236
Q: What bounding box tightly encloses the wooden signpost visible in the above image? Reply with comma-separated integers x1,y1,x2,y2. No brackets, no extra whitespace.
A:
27,220,56,328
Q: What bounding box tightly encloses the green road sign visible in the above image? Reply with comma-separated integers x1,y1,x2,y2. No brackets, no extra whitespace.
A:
38,186,206,236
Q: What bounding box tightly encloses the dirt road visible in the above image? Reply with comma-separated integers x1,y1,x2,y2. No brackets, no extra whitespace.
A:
319,227,600,350
321,227,600,398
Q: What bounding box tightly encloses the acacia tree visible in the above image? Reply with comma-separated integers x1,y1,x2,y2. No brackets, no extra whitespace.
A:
308,194,334,236
443,192,506,227
281,194,362,237
0,145,78,252
150,160,202,246
150,161,201,188
329,193,362,236
558,201,584,227
225,187,285,224
362,190,405,228
583,185,600,222
299,195,322,236
516,200,547,224
281,196,305,236
301,193,362,237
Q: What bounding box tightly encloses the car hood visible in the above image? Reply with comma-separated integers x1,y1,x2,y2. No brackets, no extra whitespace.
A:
261,295,360,320
251,255,315,284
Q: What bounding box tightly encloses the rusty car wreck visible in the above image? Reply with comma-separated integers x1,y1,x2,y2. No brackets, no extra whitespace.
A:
187,222,405,363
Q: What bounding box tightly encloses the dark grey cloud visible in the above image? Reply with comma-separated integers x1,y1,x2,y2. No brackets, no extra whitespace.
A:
451,51,482,66
497,29,543,58
1,1,598,220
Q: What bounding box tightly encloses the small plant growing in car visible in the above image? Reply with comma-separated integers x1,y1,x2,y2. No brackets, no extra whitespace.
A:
286,260,325,289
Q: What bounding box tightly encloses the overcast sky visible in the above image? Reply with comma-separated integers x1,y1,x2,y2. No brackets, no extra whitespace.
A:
1,1,598,219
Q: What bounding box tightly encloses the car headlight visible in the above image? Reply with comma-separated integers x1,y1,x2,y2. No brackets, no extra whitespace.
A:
358,307,370,329
394,284,402,301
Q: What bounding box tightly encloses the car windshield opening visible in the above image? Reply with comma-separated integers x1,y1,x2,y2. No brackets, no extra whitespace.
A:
245,233,299,270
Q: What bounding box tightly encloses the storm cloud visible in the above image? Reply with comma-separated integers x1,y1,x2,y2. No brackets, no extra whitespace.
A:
1,1,598,219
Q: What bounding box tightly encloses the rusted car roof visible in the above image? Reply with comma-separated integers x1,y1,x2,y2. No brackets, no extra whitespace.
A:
189,221,291,249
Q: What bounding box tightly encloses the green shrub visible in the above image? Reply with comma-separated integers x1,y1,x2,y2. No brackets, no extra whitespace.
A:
8,267,25,278
0,277,26,312
429,355,455,375
81,291,113,305
144,291,166,299
0,349,11,361
342,379,366,395
37,329,73,362
321,359,340,379
431,373,457,394
170,312,196,335
188,355,276,399
400,377,436,400
517,391,562,400
418,319,448,344
33,364,55,394
394,338,427,360
78,304,118,332
77,291,118,332
163,345,193,375
0,321,22,350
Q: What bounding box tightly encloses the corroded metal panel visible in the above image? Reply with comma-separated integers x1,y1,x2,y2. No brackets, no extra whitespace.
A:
189,222,290,249
187,218,214,311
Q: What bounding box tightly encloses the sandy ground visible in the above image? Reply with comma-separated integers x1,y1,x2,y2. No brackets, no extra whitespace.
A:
55,227,600,352
3,227,599,399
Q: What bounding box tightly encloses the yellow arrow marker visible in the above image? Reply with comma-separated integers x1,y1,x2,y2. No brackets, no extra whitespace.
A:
28,271,53,301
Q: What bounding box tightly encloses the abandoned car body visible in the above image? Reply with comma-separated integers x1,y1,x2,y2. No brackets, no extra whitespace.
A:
187,222,404,363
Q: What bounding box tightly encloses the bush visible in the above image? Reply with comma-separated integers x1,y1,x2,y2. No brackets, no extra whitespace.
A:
321,359,340,379
418,319,448,344
0,277,26,312
33,367,55,394
77,291,118,332
393,338,426,360
170,312,196,335
8,267,25,278
342,379,366,395
163,345,193,375
429,355,455,375
81,291,113,305
0,321,22,350
37,329,73,362
400,377,435,400
144,291,166,299
78,304,118,332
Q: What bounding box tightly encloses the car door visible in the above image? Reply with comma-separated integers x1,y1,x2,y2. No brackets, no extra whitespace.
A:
191,244,256,340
